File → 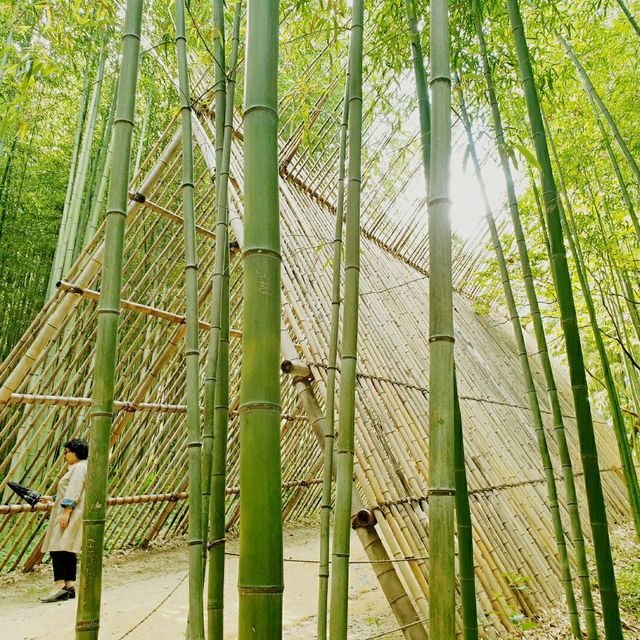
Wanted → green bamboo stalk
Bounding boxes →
[453,372,478,640]
[238,0,282,636]
[507,2,623,637]
[560,190,640,538]
[578,177,640,537]
[133,91,152,179]
[327,1,363,636]
[75,1,144,637]
[317,64,349,640]
[62,44,107,275]
[557,31,640,190]
[404,0,430,182]
[455,73,581,638]
[175,0,205,636]
[47,62,91,297]
[588,97,640,243]
[615,0,640,39]
[83,82,117,246]
[207,4,241,638]
[475,1,598,631]
[427,1,455,638]
[201,0,227,571]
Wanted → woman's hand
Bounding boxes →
[59,510,71,529]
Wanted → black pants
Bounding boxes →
[50,551,77,582]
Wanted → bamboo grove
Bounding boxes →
[0,0,639,638]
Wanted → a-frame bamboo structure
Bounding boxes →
[0,90,631,637]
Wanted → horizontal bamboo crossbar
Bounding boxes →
[373,466,621,511]
[57,280,242,337]
[1,479,323,515]
[1,492,189,515]
[7,394,306,423]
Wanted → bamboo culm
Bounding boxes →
[473,2,599,633]
[328,0,364,636]
[545,123,640,538]
[83,80,117,247]
[557,31,640,190]
[62,45,107,275]
[453,372,478,640]
[47,63,91,297]
[201,0,227,573]
[176,0,205,636]
[427,0,456,638]
[455,72,580,637]
[507,2,623,637]
[317,66,349,640]
[208,4,241,638]
[238,0,283,636]
[75,1,144,637]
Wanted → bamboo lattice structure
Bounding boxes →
[0,69,630,637]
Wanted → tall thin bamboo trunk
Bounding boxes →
[453,373,478,640]
[208,4,242,638]
[473,4,599,634]
[62,45,107,275]
[557,31,640,189]
[133,92,152,179]
[428,1,455,638]
[317,65,349,640]
[47,63,91,297]
[546,122,640,539]
[75,1,144,637]
[588,96,640,242]
[175,0,205,637]
[405,0,430,181]
[615,0,640,38]
[455,74,581,638]
[507,2,623,637]
[202,0,227,570]
[238,0,282,636]
[328,0,363,636]
[84,82,117,247]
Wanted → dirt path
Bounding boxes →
[1,527,403,639]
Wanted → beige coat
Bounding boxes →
[42,460,87,554]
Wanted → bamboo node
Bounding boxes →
[207,537,226,549]
[427,488,456,496]
[428,334,455,343]
[237,585,284,594]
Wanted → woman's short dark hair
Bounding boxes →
[64,438,89,460]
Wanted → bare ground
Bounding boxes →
[0,526,402,640]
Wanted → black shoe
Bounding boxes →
[41,588,70,603]
[65,586,75,599]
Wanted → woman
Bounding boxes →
[40,438,89,603]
